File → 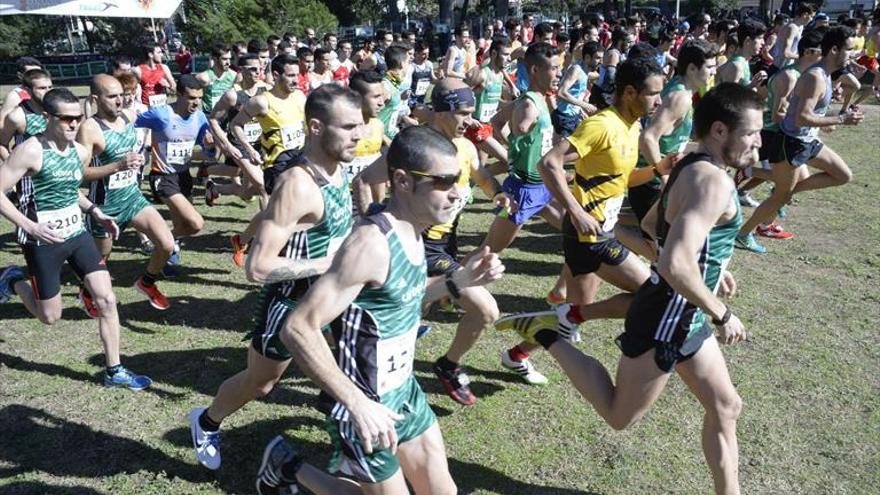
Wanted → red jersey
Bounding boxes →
[138,63,167,106]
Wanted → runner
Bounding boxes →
[188,84,364,470]
[296,47,315,94]
[444,26,471,79]
[377,45,410,142]
[346,70,386,183]
[0,69,52,160]
[589,27,636,110]
[552,40,602,137]
[408,40,435,108]
[227,53,307,260]
[497,83,761,495]
[196,42,240,113]
[464,37,514,165]
[771,4,816,69]
[736,26,863,254]
[77,74,175,312]
[137,74,212,272]
[253,125,504,494]
[0,87,152,390]
[133,43,176,108]
[0,56,44,125]
[716,19,768,89]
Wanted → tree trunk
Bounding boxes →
[495,0,508,20]
[439,0,454,26]
[388,0,401,23]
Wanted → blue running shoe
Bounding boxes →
[168,240,181,266]
[777,207,787,218]
[104,367,152,391]
[735,233,767,254]
[189,407,221,470]
[0,265,25,304]
[416,324,432,339]
[256,435,301,495]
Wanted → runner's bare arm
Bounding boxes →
[0,108,25,159]
[0,139,54,238]
[230,94,268,164]
[207,89,239,155]
[162,64,177,93]
[640,90,688,165]
[352,153,388,214]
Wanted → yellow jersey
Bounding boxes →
[256,90,306,168]
[346,118,384,179]
[567,106,641,243]
[424,137,478,240]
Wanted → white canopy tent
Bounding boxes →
[0,1,181,18]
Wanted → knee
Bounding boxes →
[607,413,642,431]
[38,310,62,325]
[180,216,204,236]
[465,290,500,327]
[835,166,853,185]
[709,392,743,424]
[93,292,118,313]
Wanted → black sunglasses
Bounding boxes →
[51,113,84,124]
[406,169,462,190]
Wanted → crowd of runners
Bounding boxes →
[1,5,878,494]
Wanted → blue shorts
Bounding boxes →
[551,109,582,137]
[498,175,553,225]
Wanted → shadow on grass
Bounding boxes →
[0,481,107,495]
[0,405,208,484]
[116,291,259,334]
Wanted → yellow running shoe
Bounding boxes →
[495,310,559,345]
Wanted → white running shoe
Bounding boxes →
[554,304,582,343]
[500,351,549,385]
[189,407,221,470]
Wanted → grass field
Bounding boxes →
[0,104,878,495]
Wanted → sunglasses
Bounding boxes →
[407,169,461,190]
[51,113,84,124]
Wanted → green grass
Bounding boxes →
[1,105,878,495]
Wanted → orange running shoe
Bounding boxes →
[230,234,248,268]
[135,277,170,310]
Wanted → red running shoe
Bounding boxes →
[230,234,248,268]
[135,277,171,310]
[78,286,100,318]
[757,223,795,239]
[433,361,477,406]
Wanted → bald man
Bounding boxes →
[77,74,175,312]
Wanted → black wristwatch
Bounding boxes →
[445,271,461,300]
[711,306,732,326]
[86,204,98,216]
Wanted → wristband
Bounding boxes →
[445,271,461,300]
[86,204,98,216]
[711,306,731,326]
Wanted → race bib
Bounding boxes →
[414,78,430,96]
[280,123,305,151]
[345,153,380,180]
[108,168,137,190]
[37,204,82,240]
[326,231,348,256]
[166,140,195,166]
[148,93,167,107]
[135,128,148,153]
[388,110,400,131]
[601,195,624,232]
[243,122,262,144]
[541,127,554,155]
[376,328,417,395]
[479,102,499,122]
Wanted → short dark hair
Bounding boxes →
[534,22,554,39]
[23,68,51,89]
[821,25,855,56]
[17,56,42,72]
[795,4,816,17]
[797,28,824,57]
[237,53,260,66]
[454,25,469,37]
[110,55,132,71]
[323,32,337,42]
[142,43,161,58]
[272,53,299,75]
[524,41,557,70]
[313,48,330,60]
[555,32,570,45]
[581,41,602,59]
[296,46,313,60]
[248,38,269,53]
[611,27,629,47]
[736,19,767,47]
[385,45,409,71]
[305,84,362,123]
[693,82,764,139]
[627,42,659,60]
[177,74,204,93]
[349,70,384,96]
[387,126,458,181]
[415,40,430,52]
[211,42,231,59]
[43,87,79,115]
[676,39,718,75]
[489,37,511,53]
[614,56,663,97]
[267,34,281,44]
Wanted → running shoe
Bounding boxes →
[168,240,181,265]
[256,435,302,495]
[188,407,221,470]
[104,367,152,390]
[735,233,768,254]
[78,286,100,318]
[433,360,476,406]
[738,191,760,207]
[777,207,787,218]
[496,309,571,346]
[205,179,219,207]
[135,277,171,310]
[545,290,565,306]
[500,351,549,385]
[416,324,432,339]
[140,238,155,256]
[0,265,25,304]
[756,223,795,240]
[230,234,248,268]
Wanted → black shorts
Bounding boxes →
[424,235,460,277]
[22,232,107,300]
[830,66,852,81]
[263,149,305,194]
[616,322,713,372]
[759,129,786,164]
[782,134,823,167]
[149,169,193,201]
[627,181,662,224]
[562,216,629,276]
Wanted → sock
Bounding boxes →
[141,272,157,286]
[566,305,586,324]
[106,364,123,377]
[534,329,560,350]
[280,455,304,483]
[508,345,529,362]
[436,355,458,371]
[199,409,221,432]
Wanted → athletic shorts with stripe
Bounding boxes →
[250,284,332,361]
[22,231,107,300]
[325,377,436,483]
[619,269,714,372]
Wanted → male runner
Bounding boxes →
[736,26,863,253]
[771,4,816,69]
[196,42,240,113]
[377,45,411,142]
[346,71,386,182]
[0,56,43,125]
[253,125,504,494]
[77,75,175,312]
[227,54,307,260]
[355,79,518,401]
[553,40,602,137]
[188,85,364,470]
[137,75,211,271]
[498,83,761,495]
[717,19,768,89]
[464,37,514,165]
[444,26,471,79]
[0,88,151,390]
[133,43,176,108]
[0,69,52,160]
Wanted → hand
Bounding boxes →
[581,103,598,116]
[849,62,867,78]
[456,246,505,288]
[718,270,737,298]
[821,125,836,133]
[715,313,747,345]
[750,70,768,87]
[655,152,681,175]
[28,222,64,244]
[841,110,864,126]
[225,144,244,163]
[247,146,263,166]
[121,152,144,170]
[492,191,518,214]
[349,397,404,455]
[569,208,601,237]
[91,208,120,240]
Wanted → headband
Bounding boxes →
[432,87,476,112]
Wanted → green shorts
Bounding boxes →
[250,289,297,361]
[89,194,151,239]
[325,378,436,483]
